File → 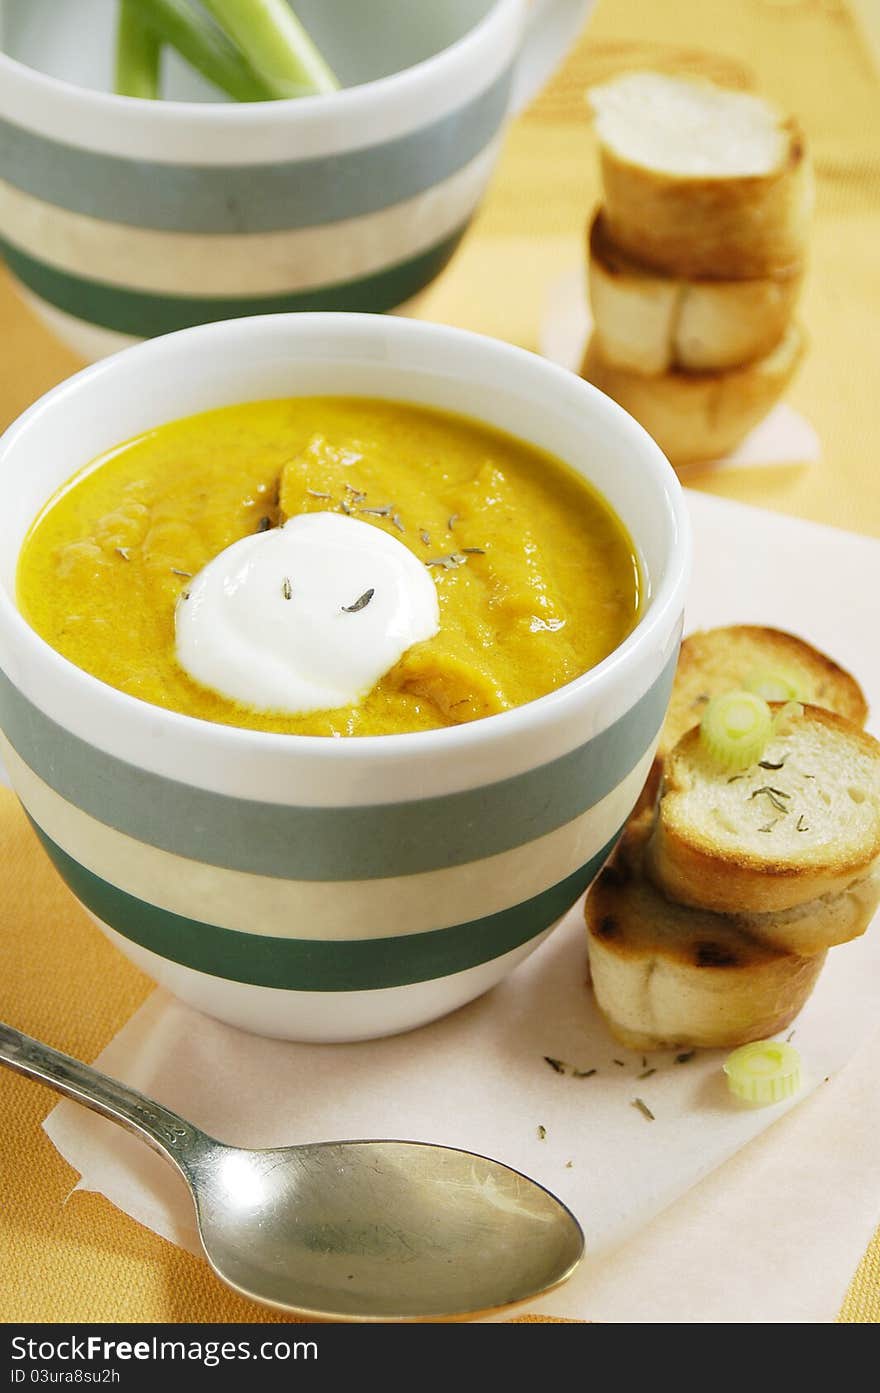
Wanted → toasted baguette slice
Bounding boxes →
[659,626,868,763]
[647,705,880,914]
[580,323,805,466]
[588,73,813,279]
[585,819,825,1050]
[588,211,803,375]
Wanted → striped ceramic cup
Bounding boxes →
[0,0,592,360]
[0,313,690,1041]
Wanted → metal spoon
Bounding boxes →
[0,1022,584,1320]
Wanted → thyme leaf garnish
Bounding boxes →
[759,819,781,833]
[306,489,332,500]
[675,1051,695,1064]
[359,505,393,518]
[638,1068,656,1080]
[544,1056,566,1074]
[612,1059,625,1067]
[758,758,786,770]
[257,516,272,532]
[391,511,405,533]
[339,499,352,515]
[419,529,431,546]
[461,547,486,555]
[796,815,810,832]
[537,1124,547,1141]
[116,546,131,561]
[447,512,459,531]
[633,1098,655,1121]
[282,577,292,601]
[750,786,791,813]
[171,568,192,578]
[426,552,468,570]
[573,1068,597,1078]
[344,484,366,502]
[342,588,375,614]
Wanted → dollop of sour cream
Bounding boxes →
[175,512,440,714]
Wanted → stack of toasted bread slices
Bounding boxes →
[580,73,812,465]
[585,628,880,1050]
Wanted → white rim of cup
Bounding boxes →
[0,0,522,128]
[0,312,691,765]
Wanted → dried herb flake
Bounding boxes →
[633,1098,655,1121]
[544,1056,567,1074]
[341,588,375,614]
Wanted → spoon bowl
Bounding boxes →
[0,1022,584,1320]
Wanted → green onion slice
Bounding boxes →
[744,667,805,703]
[723,1040,802,1106]
[699,690,773,770]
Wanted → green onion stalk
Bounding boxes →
[121,0,276,102]
[115,0,162,99]
[201,0,340,97]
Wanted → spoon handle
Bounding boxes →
[0,1020,206,1173]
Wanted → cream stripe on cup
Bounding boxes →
[0,141,500,297]
[4,735,653,940]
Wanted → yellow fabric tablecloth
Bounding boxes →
[1,0,879,1322]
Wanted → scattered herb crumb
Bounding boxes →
[638,1068,656,1080]
[391,511,405,533]
[171,568,192,578]
[675,1051,695,1064]
[727,774,745,784]
[420,529,431,546]
[116,546,131,561]
[257,516,271,532]
[759,819,780,833]
[461,547,485,555]
[612,1059,625,1067]
[786,1029,796,1043]
[359,504,393,518]
[306,489,332,500]
[448,513,459,531]
[633,1098,655,1121]
[537,1124,547,1141]
[573,1068,597,1079]
[565,1160,573,1169]
[758,758,786,770]
[641,1056,647,1068]
[281,576,292,601]
[796,815,810,832]
[544,1056,566,1074]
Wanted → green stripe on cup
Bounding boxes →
[30,817,621,991]
[0,69,511,234]
[0,226,467,337]
[0,650,676,881]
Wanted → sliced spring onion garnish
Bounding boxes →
[699,690,773,770]
[744,667,805,703]
[723,1040,802,1106]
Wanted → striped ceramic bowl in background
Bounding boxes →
[0,0,592,361]
[0,313,690,1041]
